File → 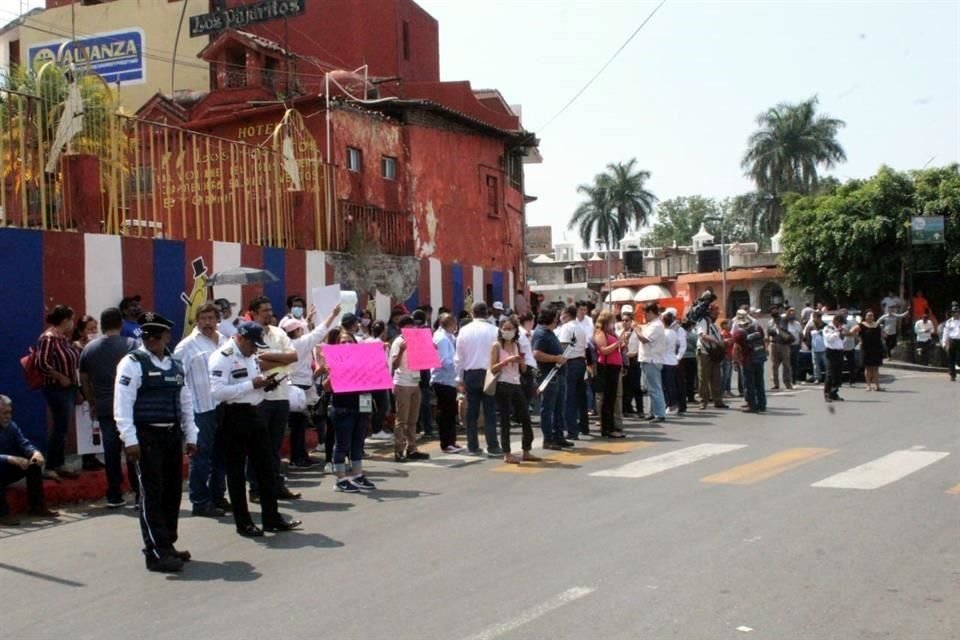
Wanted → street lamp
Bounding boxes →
[704,214,727,316]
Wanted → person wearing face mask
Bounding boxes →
[358,311,373,338]
[432,313,465,453]
[285,294,309,328]
[593,311,626,438]
[490,318,540,463]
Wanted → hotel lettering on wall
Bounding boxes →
[189,0,307,37]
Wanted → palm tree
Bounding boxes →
[568,159,656,248]
[601,158,657,232]
[741,97,846,231]
[568,180,621,249]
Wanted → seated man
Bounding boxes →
[1,394,59,526]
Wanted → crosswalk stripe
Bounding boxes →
[404,455,486,469]
[702,448,838,485]
[589,443,747,479]
[494,441,653,474]
[811,450,950,490]
[945,482,960,495]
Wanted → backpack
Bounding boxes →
[744,325,767,362]
[20,347,44,390]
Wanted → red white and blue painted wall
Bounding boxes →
[0,227,515,449]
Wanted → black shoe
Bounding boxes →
[407,451,430,460]
[542,441,563,451]
[608,430,628,437]
[264,518,302,533]
[82,457,106,471]
[146,555,184,573]
[237,523,264,538]
[653,417,666,424]
[485,448,504,457]
[288,459,316,471]
[170,547,192,562]
[277,487,302,500]
[248,491,260,504]
[214,497,233,512]
[556,439,575,448]
[394,452,407,463]
[192,503,225,518]
[0,514,21,526]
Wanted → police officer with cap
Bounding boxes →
[114,312,198,573]
[209,321,302,537]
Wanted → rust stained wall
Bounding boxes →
[404,123,524,276]
[331,108,406,211]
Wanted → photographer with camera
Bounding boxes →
[695,302,729,410]
[765,306,796,390]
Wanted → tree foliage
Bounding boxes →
[741,97,846,235]
[643,194,767,248]
[779,165,960,304]
[568,159,656,247]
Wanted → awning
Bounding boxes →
[610,287,635,302]
[634,284,672,302]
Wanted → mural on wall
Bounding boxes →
[180,257,210,338]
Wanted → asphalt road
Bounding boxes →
[2,370,958,640]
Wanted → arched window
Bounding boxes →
[728,287,750,317]
[759,282,785,312]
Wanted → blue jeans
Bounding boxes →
[419,380,434,436]
[743,359,767,411]
[812,351,826,383]
[332,407,369,474]
[464,369,499,452]
[539,368,567,443]
[564,358,588,438]
[721,360,732,394]
[41,385,77,469]
[642,362,665,418]
[99,414,138,502]
[189,410,226,507]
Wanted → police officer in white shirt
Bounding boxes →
[941,304,960,381]
[822,314,847,402]
[914,312,936,366]
[114,312,198,573]
[209,321,302,538]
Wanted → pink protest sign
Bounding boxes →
[323,342,394,393]
[401,327,441,370]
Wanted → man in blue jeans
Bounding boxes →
[79,307,140,508]
[533,308,572,449]
[558,305,589,440]
[454,302,501,456]
[637,302,667,423]
[174,303,229,517]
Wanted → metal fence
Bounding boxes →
[334,200,415,256]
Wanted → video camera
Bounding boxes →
[685,289,717,324]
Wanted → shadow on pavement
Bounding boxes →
[0,561,86,587]
[285,500,353,514]
[264,532,345,550]
[360,488,442,503]
[165,560,262,582]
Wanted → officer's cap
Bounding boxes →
[138,312,173,337]
[236,321,269,348]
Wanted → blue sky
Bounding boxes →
[419,0,960,248]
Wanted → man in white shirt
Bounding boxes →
[784,307,803,385]
[941,304,960,381]
[174,302,228,518]
[620,305,643,417]
[390,316,431,463]
[246,296,299,502]
[822,314,847,402]
[558,304,589,439]
[491,301,506,326]
[215,298,238,338]
[914,312,936,366]
[881,290,903,315]
[637,303,667,422]
[454,302,501,455]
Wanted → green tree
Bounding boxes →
[569,159,656,247]
[742,97,846,234]
[779,165,960,304]
[643,195,765,248]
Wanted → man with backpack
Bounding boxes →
[733,308,767,413]
[766,306,795,390]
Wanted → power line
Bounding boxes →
[536,0,668,132]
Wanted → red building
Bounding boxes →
[135,0,540,313]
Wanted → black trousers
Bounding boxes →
[622,359,643,415]
[496,381,534,453]
[681,357,698,401]
[843,349,857,384]
[598,363,621,435]
[949,340,960,380]
[223,404,281,529]
[433,383,458,449]
[248,399,289,493]
[825,349,844,399]
[0,463,45,514]
[134,424,184,560]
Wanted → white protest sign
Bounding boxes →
[311,284,340,325]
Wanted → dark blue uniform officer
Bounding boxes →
[114,313,198,573]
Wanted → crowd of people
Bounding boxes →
[2,289,959,573]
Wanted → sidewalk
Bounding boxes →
[883,360,950,373]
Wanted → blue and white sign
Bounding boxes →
[28,28,146,85]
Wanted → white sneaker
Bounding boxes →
[369,432,394,441]
[666,407,679,416]
[444,444,466,454]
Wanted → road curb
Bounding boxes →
[883,361,949,373]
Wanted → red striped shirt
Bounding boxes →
[36,329,80,386]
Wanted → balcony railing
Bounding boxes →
[333,201,414,256]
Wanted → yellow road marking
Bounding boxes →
[701,448,837,485]
[947,483,960,495]
[493,441,653,474]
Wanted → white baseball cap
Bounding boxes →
[493,301,505,311]
[621,304,634,314]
